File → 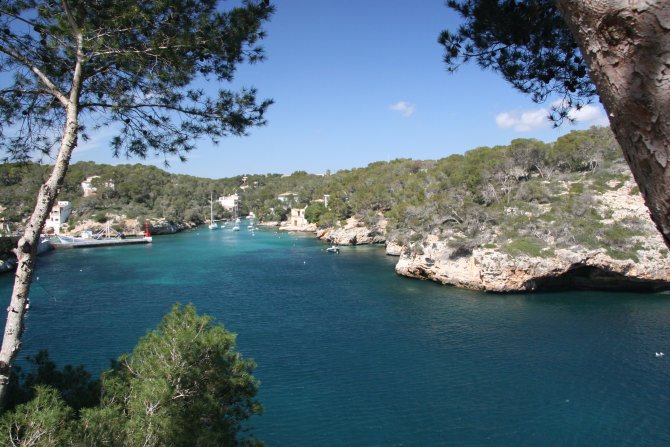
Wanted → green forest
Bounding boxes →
[1,304,263,446]
[0,126,656,261]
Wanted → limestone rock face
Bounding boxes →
[317,218,385,246]
[395,242,670,292]
[395,178,670,292]
[149,220,195,235]
[279,222,317,232]
[258,221,280,227]
[385,240,404,256]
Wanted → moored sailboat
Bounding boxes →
[232,201,240,231]
[208,192,218,230]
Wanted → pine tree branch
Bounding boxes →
[0,40,68,106]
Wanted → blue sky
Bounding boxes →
[72,0,609,179]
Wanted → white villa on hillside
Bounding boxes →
[278,192,298,203]
[217,193,239,211]
[81,176,115,197]
[311,194,330,209]
[45,201,72,235]
[81,176,99,197]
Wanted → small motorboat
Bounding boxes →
[326,246,340,254]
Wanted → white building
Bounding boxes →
[278,192,298,203]
[218,193,239,211]
[290,208,308,227]
[81,176,115,197]
[45,201,72,235]
[81,176,99,197]
[311,195,330,209]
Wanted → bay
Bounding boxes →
[1,227,669,446]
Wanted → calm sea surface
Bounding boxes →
[1,227,669,446]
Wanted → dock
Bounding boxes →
[51,237,152,250]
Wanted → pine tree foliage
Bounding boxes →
[0,304,263,447]
[0,0,274,163]
[439,0,596,123]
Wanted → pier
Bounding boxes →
[51,236,152,249]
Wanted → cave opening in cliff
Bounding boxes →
[524,265,670,293]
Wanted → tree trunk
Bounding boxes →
[0,26,84,404]
[0,107,80,405]
[555,0,670,248]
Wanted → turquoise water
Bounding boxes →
[1,227,670,446]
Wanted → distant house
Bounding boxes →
[311,194,330,208]
[278,192,298,203]
[81,176,115,197]
[81,176,99,197]
[45,201,72,235]
[218,193,239,211]
[290,208,308,227]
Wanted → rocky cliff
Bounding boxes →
[303,177,670,292]
[393,179,670,292]
[395,237,670,292]
[316,217,386,245]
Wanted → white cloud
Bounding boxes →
[566,104,610,126]
[389,101,416,117]
[496,102,610,132]
[495,108,550,132]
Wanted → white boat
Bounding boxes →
[208,192,218,230]
[326,246,340,254]
[231,201,241,231]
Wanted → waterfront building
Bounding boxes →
[290,208,308,227]
[45,201,72,235]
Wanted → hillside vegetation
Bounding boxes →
[1,127,658,261]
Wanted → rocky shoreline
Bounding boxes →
[389,178,670,292]
[0,238,54,274]
[310,223,670,292]
[394,238,670,292]
[64,217,198,237]
[275,198,670,292]
[315,217,386,246]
